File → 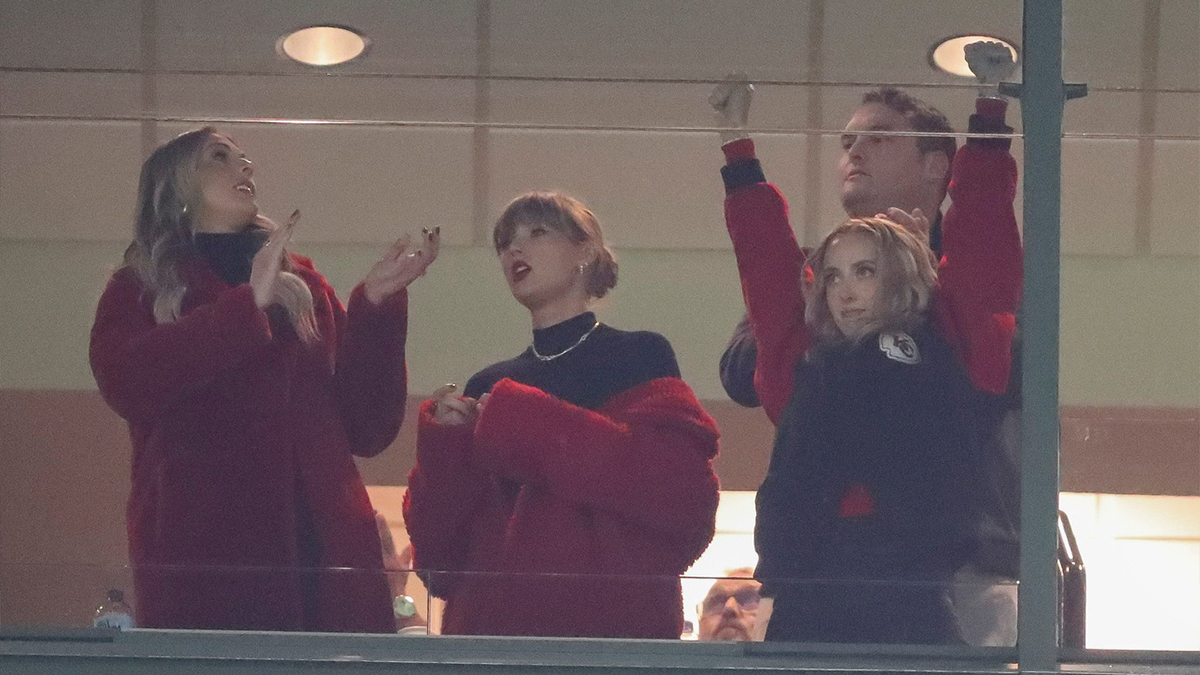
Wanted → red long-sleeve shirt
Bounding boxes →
[723,99,1022,424]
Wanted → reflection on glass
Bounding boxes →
[1061,0,1199,652]
[7,0,1193,666]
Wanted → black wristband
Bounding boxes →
[721,159,767,194]
[967,114,1014,150]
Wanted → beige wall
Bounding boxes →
[1,239,1196,406]
[1,0,1197,645]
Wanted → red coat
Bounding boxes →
[722,114,1021,424]
[403,377,720,638]
[89,254,403,632]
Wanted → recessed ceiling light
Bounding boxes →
[929,34,1019,78]
[278,25,369,67]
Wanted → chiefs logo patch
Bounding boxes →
[879,332,920,364]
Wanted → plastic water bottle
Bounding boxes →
[93,589,134,630]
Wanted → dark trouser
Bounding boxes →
[765,578,964,645]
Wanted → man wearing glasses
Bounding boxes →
[696,569,762,641]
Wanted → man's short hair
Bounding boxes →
[861,87,957,164]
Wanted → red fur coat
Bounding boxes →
[90,254,403,632]
[404,377,720,638]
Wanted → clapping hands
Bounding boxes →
[250,209,302,310]
[363,227,442,306]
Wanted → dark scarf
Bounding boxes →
[194,227,269,285]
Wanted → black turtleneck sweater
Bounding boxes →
[463,311,681,411]
[194,227,269,285]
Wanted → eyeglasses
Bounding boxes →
[699,586,760,616]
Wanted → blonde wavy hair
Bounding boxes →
[123,127,317,343]
[803,217,938,344]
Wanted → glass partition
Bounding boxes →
[3,0,1191,670]
[0,562,433,635]
[1058,0,1200,655]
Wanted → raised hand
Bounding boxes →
[362,227,442,305]
[878,207,931,244]
[965,40,1017,96]
[250,209,300,309]
[708,73,755,144]
[430,383,479,427]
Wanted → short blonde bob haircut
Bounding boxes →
[803,217,938,344]
[493,192,618,299]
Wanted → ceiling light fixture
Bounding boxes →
[278,25,369,67]
[928,34,1019,78]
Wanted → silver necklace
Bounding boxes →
[531,320,601,362]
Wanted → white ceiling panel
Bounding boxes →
[157,122,475,246]
[1063,0,1147,90]
[0,120,143,241]
[0,0,1193,262]
[1156,93,1200,139]
[1065,91,1145,137]
[1150,140,1200,257]
[820,0,1022,88]
[0,73,142,118]
[1158,0,1200,93]
[0,0,141,69]
[1062,138,1139,256]
[154,0,477,75]
[488,79,813,136]
[489,129,804,250]
[490,81,721,129]
[154,74,475,123]
[490,0,814,80]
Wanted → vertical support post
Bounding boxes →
[471,0,493,246]
[1018,0,1065,670]
[139,0,158,157]
[799,0,825,250]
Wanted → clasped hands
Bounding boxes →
[430,383,491,427]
